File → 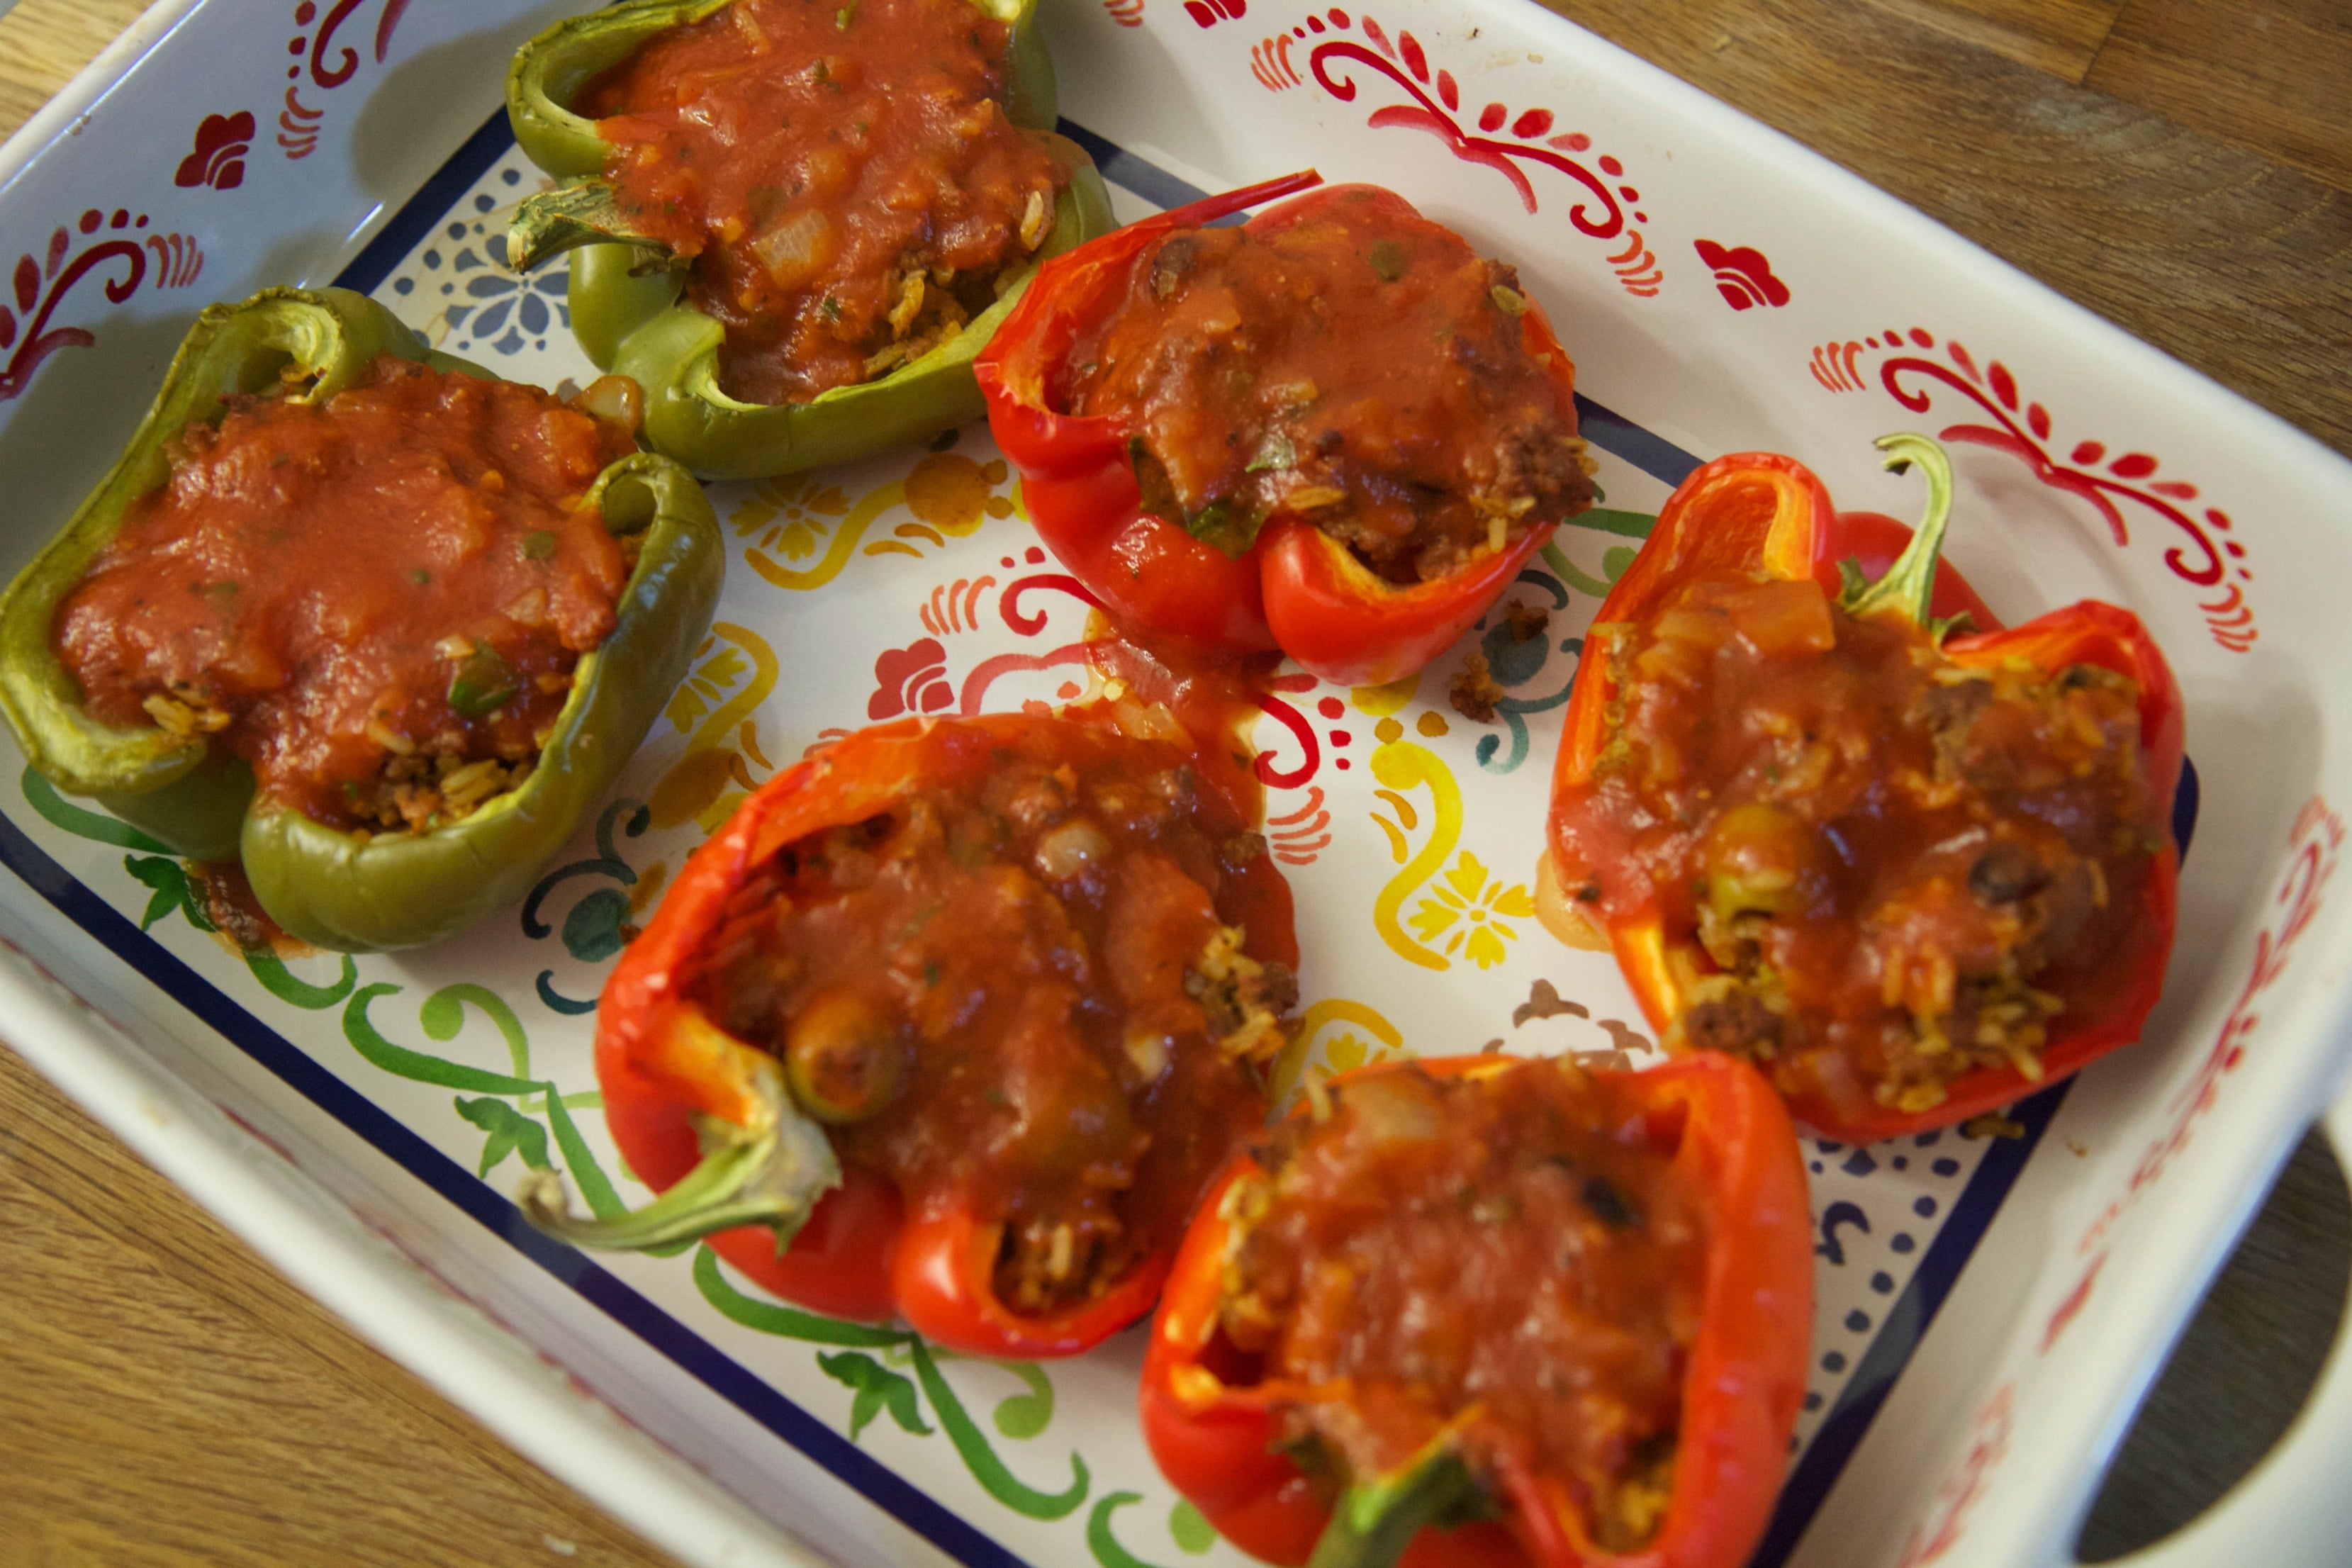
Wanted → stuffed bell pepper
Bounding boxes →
[522,709,1301,1357]
[0,286,720,952]
[1142,1051,1811,1568]
[1548,434,2183,1142]
[503,0,1114,478]
[975,176,1598,685]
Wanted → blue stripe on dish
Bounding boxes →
[0,107,2026,1568]
[1751,1081,2069,1568]
[335,111,520,298]
[0,803,1031,1568]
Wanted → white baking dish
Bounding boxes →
[1,2,2348,1565]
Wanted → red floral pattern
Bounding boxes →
[1812,327,2256,651]
[1695,239,1788,310]
[174,112,257,191]
[0,212,205,403]
[1242,9,1659,296]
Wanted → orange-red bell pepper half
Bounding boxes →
[975,174,1584,685]
[1547,439,2183,1143]
[1140,1051,1813,1568]
[531,711,1296,1357]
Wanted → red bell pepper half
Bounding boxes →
[1141,1051,1813,1568]
[520,710,1297,1357]
[974,174,1587,686]
[1547,436,2184,1143]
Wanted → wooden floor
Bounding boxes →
[0,1,2346,1565]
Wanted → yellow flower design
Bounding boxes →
[1406,852,1537,969]
[730,474,851,560]
[663,637,751,733]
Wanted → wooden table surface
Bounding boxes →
[1,1,2346,1564]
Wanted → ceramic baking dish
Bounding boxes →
[1,1,2348,1564]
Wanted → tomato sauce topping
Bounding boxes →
[1554,569,2161,1116]
[1056,186,1594,582]
[584,0,1070,406]
[1221,1058,1699,1551]
[55,357,639,833]
[688,716,1297,1313]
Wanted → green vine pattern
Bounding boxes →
[20,766,361,1011]
[1467,507,1655,776]
[12,766,1220,1563]
[693,1244,1126,1530]
[519,796,651,1016]
[16,766,1220,1559]
[342,981,621,1220]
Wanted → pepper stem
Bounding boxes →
[507,179,677,274]
[1837,432,1956,631]
[519,1057,841,1255]
[1306,1433,1489,1568]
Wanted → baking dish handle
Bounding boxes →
[2091,1085,2352,1568]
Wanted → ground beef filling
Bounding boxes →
[1555,568,2161,1116]
[688,722,1297,1313]
[54,356,639,834]
[1221,1058,1698,1552]
[583,0,1070,405]
[1056,186,1594,583]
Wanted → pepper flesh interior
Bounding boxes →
[52,357,641,834]
[1559,566,2159,1117]
[1221,1057,1696,1553]
[691,718,1297,1312]
[1056,187,1594,578]
[581,0,1070,406]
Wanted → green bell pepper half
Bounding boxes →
[0,286,725,953]
[501,0,1115,480]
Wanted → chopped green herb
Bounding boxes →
[1489,284,1528,316]
[408,567,431,586]
[1835,556,1871,600]
[924,962,942,987]
[521,530,557,561]
[447,645,519,718]
[835,1,856,25]
[203,580,240,600]
[1180,500,1267,559]
[821,294,843,323]
[1244,432,1297,474]
[1368,240,1408,281]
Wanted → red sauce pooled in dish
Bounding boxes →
[689,716,1297,1314]
[1056,186,1594,582]
[55,356,638,832]
[583,0,1069,405]
[1551,567,2159,1118]
[1221,1057,1698,1550]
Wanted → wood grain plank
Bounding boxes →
[0,1044,681,1568]
[1542,0,2352,457]
[2090,0,2352,196]
[0,0,142,149]
[1859,0,2128,84]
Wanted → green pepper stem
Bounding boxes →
[508,179,676,274]
[519,1059,841,1254]
[1837,432,1955,630]
[1306,1438,1488,1568]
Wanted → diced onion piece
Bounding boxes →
[750,210,836,291]
[576,374,643,437]
[1725,577,1835,659]
[1033,817,1112,882]
[1338,1073,1442,1145]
